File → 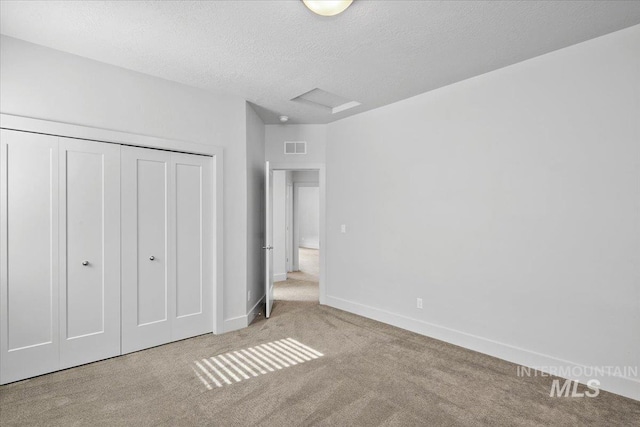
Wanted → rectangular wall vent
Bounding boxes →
[284,141,306,155]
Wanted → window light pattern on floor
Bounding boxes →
[193,338,324,389]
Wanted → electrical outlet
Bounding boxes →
[416,298,423,309]
[248,290,251,302]
[341,224,347,233]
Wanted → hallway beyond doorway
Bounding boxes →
[274,248,318,302]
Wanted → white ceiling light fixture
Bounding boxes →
[279,115,289,123]
[302,0,353,17]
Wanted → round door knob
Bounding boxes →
[149,256,155,261]
[82,261,89,266]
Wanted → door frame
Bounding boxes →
[0,114,225,334]
[268,162,326,305]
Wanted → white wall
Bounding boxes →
[297,186,320,249]
[245,103,265,320]
[272,171,287,282]
[265,124,326,164]
[0,36,250,328]
[325,25,640,400]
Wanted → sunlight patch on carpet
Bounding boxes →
[193,338,324,389]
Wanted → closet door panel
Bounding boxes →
[122,146,172,354]
[137,159,169,325]
[0,129,59,384]
[171,153,213,340]
[59,138,120,369]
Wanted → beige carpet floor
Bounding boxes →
[274,247,319,302]
[1,248,638,426]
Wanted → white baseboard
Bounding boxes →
[325,295,639,402]
[247,296,265,326]
[222,315,247,333]
[223,296,265,333]
[274,273,287,282]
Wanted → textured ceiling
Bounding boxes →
[1,1,640,124]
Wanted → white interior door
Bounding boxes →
[170,152,213,340]
[265,161,274,318]
[121,146,172,353]
[59,138,121,368]
[0,130,60,384]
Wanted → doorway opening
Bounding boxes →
[273,170,320,303]
[264,163,325,318]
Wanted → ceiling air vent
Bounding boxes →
[291,88,360,114]
[284,141,306,155]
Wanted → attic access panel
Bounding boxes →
[291,88,360,114]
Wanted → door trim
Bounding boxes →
[1,114,216,156]
[0,114,224,334]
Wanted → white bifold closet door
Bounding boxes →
[121,146,212,354]
[1,130,60,383]
[171,152,213,341]
[58,137,121,369]
[0,130,120,384]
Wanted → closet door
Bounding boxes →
[121,146,173,353]
[171,153,213,340]
[59,138,121,368]
[0,130,60,384]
